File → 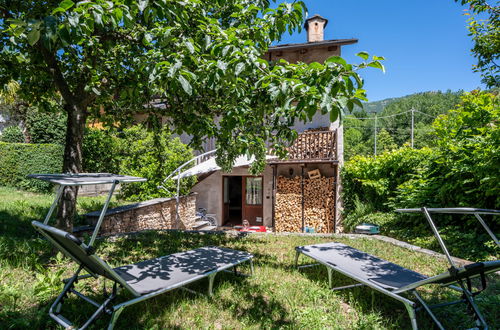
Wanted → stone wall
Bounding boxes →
[85,193,197,236]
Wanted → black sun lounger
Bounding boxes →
[32,221,254,329]
[295,207,500,330]
[28,173,254,329]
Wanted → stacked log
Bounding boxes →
[275,176,302,232]
[287,130,336,160]
[275,175,335,233]
[304,177,335,233]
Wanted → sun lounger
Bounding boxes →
[28,173,254,329]
[32,221,254,329]
[295,207,499,329]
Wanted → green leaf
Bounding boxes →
[91,87,101,96]
[368,61,385,73]
[185,40,195,54]
[27,29,40,46]
[329,109,339,122]
[356,52,369,60]
[178,75,192,95]
[235,62,245,76]
[7,19,26,27]
[59,0,74,10]
[138,0,149,12]
[325,56,347,67]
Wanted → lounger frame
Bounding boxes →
[33,220,254,329]
[295,207,499,330]
[29,174,254,329]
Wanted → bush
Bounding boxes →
[341,91,499,261]
[0,142,63,192]
[117,126,196,201]
[0,126,24,143]
[26,110,66,145]
[82,128,121,173]
[342,147,434,213]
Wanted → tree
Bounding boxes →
[0,1,382,230]
[432,90,500,207]
[456,0,499,87]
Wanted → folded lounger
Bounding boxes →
[27,173,254,329]
[295,207,500,330]
[32,221,254,329]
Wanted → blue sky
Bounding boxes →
[276,1,484,101]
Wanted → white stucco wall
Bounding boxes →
[191,166,274,227]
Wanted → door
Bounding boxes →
[242,176,263,225]
[222,176,243,226]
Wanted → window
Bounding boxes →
[245,177,262,205]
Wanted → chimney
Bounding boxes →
[304,14,328,42]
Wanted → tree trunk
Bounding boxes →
[56,104,87,232]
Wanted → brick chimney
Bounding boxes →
[304,14,328,42]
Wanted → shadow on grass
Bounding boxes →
[296,263,499,329]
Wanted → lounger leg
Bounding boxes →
[250,259,254,276]
[413,291,444,330]
[208,273,216,297]
[458,282,488,328]
[108,306,125,330]
[294,250,300,269]
[327,267,333,289]
[403,301,418,330]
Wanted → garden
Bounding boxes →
[0,0,499,329]
[1,187,498,329]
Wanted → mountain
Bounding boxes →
[352,90,466,115]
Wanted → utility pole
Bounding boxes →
[410,108,415,148]
[373,112,377,157]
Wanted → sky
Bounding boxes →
[276,1,484,101]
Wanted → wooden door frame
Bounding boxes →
[242,175,264,225]
[221,174,264,226]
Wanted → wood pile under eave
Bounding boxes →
[275,175,335,233]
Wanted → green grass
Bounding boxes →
[0,187,498,329]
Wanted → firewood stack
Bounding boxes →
[275,176,302,232]
[287,130,336,160]
[304,177,335,233]
[275,175,335,233]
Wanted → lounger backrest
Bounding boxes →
[395,259,500,293]
[32,221,136,294]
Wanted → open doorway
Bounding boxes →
[223,176,242,226]
[223,175,263,226]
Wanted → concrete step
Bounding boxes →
[198,225,217,231]
[193,220,210,230]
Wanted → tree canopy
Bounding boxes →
[455,0,499,87]
[0,0,382,229]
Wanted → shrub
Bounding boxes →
[0,126,24,143]
[117,126,196,201]
[26,110,66,145]
[341,91,499,261]
[342,147,434,213]
[0,142,63,192]
[82,128,121,173]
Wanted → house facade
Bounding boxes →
[179,15,358,233]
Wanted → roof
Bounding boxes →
[267,38,358,53]
[172,155,277,180]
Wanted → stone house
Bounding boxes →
[173,15,358,233]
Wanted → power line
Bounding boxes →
[345,110,413,120]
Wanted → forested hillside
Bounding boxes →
[344,90,464,160]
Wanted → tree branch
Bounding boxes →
[39,44,76,107]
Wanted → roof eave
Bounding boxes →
[267,39,358,53]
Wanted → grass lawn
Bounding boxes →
[0,187,498,329]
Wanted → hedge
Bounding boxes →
[0,142,63,192]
